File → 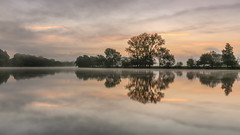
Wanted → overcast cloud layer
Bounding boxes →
[0,0,240,62]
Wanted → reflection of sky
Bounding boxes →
[0,69,240,135]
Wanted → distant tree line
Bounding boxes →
[76,33,176,68]
[1,33,239,69]
[75,48,121,68]
[0,50,74,67]
[76,33,240,69]
[186,43,239,68]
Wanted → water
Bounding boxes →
[0,68,240,135]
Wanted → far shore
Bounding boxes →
[1,66,240,70]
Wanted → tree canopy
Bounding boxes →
[104,48,121,67]
[222,43,238,67]
[126,33,165,67]
[156,47,175,67]
[10,53,73,67]
[186,58,196,68]
[0,49,10,67]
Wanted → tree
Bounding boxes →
[0,49,10,67]
[210,51,222,67]
[199,53,213,67]
[121,57,131,68]
[126,33,165,67]
[199,51,222,68]
[96,55,106,67]
[156,48,175,67]
[222,43,238,67]
[104,48,121,67]
[176,62,183,68]
[186,58,196,68]
[10,53,70,67]
[75,55,91,67]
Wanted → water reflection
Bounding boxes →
[186,71,239,96]
[0,69,239,101]
[0,68,73,84]
[0,71,10,84]
[126,71,175,104]
[75,70,121,88]
[75,70,175,104]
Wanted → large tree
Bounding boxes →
[126,33,165,67]
[222,43,238,67]
[104,48,121,67]
[0,49,10,67]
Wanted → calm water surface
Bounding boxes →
[0,68,240,135]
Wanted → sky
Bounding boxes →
[0,0,240,62]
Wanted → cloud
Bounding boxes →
[0,0,240,61]
[0,21,37,41]
[25,26,69,30]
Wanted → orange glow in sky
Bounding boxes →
[25,26,66,30]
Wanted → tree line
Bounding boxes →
[76,33,176,68]
[0,50,74,67]
[186,43,238,68]
[76,33,239,69]
[1,33,239,68]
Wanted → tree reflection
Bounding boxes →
[175,71,183,77]
[221,73,238,96]
[105,74,121,88]
[0,69,64,85]
[126,71,175,104]
[0,71,10,85]
[75,70,121,88]
[186,71,238,96]
[11,70,59,80]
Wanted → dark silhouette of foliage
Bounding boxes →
[176,62,183,68]
[0,69,70,85]
[75,70,121,88]
[75,55,106,68]
[0,49,10,67]
[199,53,213,67]
[175,71,183,77]
[75,55,91,67]
[221,73,238,96]
[126,33,165,67]
[210,51,222,67]
[0,71,10,84]
[96,55,106,67]
[121,57,132,68]
[10,53,73,67]
[126,71,175,104]
[185,71,238,96]
[222,43,238,67]
[156,47,175,67]
[105,74,121,88]
[104,48,121,67]
[199,51,222,68]
[186,58,196,68]
[186,72,196,80]
[11,69,60,80]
